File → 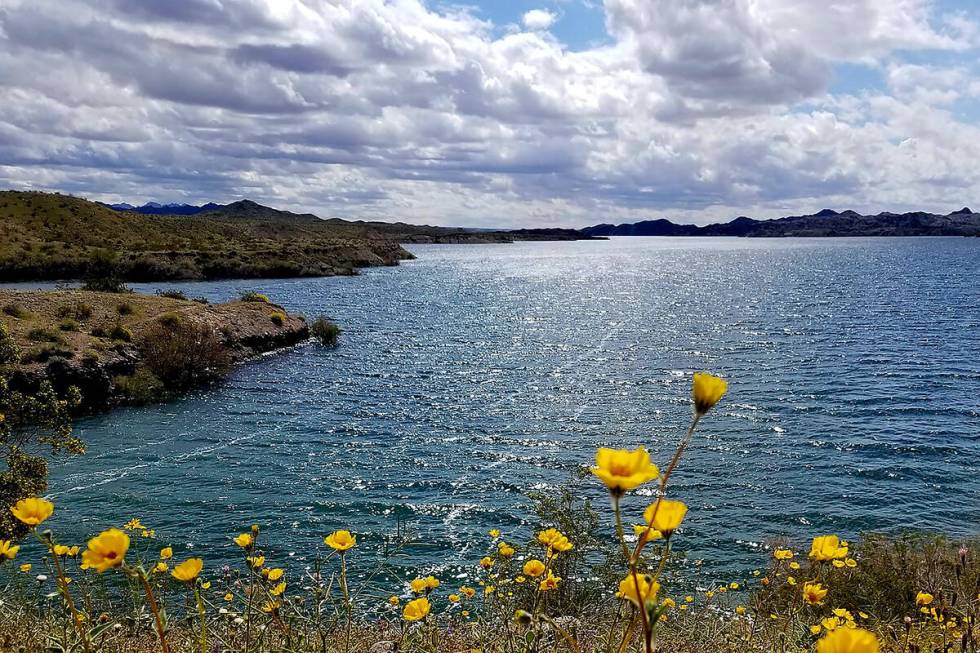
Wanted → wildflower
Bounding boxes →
[916,592,934,607]
[267,568,284,581]
[729,582,739,590]
[592,447,660,496]
[234,533,252,548]
[523,559,546,577]
[706,591,715,598]
[403,597,431,621]
[787,576,797,585]
[10,497,54,527]
[810,624,822,635]
[424,576,440,590]
[692,372,728,414]
[141,530,155,538]
[0,540,20,560]
[816,627,879,653]
[736,606,747,615]
[684,595,694,603]
[773,549,794,560]
[20,563,32,573]
[643,499,687,536]
[246,556,265,569]
[224,593,234,602]
[410,577,427,594]
[54,544,71,556]
[81,528,130,573]
[539,571,561,591]
[515,575,526,583]
[832,559,845,568]
[833,608,854,622]
[448,594,460,602]
[153,562,168,573]
[485,585,495,594]
[633,524,663,544]
[261,600,280,613]
[498,543,515,557]
[845,558,857,568]
[790,561,801,570]
[324,530,356,552]
[761,577,770,586]
[160,547,173,560]
[803,582,828,605]
[537,528,573,553]
[810,535,848,561]
[172,558,203,582]
[123,518,144,531]
[662,597,676,608]
[460,586,476,598]
[488,529,500,538]
[616,574,660,607]
[388,595,400,605]
[270,582,286,596]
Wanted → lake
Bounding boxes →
[41,237,980,585]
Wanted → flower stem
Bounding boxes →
[135,567,171,653]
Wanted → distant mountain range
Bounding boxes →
[583,208,980,237]
[102,201,224,215]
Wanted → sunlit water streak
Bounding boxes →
[29,237,980,585]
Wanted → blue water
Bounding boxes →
[38,237,980,583]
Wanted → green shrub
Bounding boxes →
[0,323,18,364]
[56,301,93,320]
[20,344,74,363]
[57,318,80,332]
[156,289,187,300]
[114,366,166,404]
[115,302,135,316]
[107,324,133,342]
[311,316,341,346]
[82,276,129,293]
[157,312,183,328]
[26,327,64,344]
[80,349,100,365]
[1,303,29,319]
[139,319,232,390]
[239,290,270,303]
[269,311,286,326]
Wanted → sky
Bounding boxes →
[1,0,979,228]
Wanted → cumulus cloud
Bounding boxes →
[0,0,977,227]
[522,9,558,31]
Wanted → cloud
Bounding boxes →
[0,0,977,227]
[522,9,558,31]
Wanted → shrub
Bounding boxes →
[57,318,80,332]
[81,276,129,293]
[115,301,135,316]
[0,323,18,364]
[139,319,232,391]
[56,301,93,320]
[157,311,183,328]
[20,344,74,363]
[311,316,341,346]
[107,323,133,342]
[26,327,64,344]
[191,296,209,304]
[239,290,270,303]
[156,289,187,300]
[269,311,286,326]
[1,303,29,319]
[114,366,166,404]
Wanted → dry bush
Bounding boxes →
[138,319,232,391]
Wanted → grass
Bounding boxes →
[311,316,341,346]
[0,374,962,653]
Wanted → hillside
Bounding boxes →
[0,191,414,282]
[583,207,980,237]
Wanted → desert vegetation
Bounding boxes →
[0,373,965,653]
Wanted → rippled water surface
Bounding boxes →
[44,237,980,581]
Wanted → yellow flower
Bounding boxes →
[684,595,694,603]
[523,559,546,577]
[403,597,431,621]
[809,535,848,561]
[160,547,173,560]
[833,608,853,622]
[247,556,265,569]
[643,499,688,536]
[662,597,676,608]
[787,576,797,585]
[53,544,70,556]
[201,582,211,589]
[141,530,155,538]
[692,372,728,414]
[810,624,823,635]
[424,576,440,590]
[123,518,144,531]
[816,627,879,653]
[845,558,857,568]
[81,528,129,573]
[488,529,500,538]
[270,581,286,596]
[234,533,253,548]
[261,600,280,613]
[916,592,934,607]
[735,606,747,615]
[448,594,460,602]
[479,556,494,569]
[498,543,515,557]
[591,447,660,495]
[633,524,663,544]
[410,577,428,594]
[20,562,32,572]
[0,540,21,560]
[773,548,794,560]
[224,593,233,602]
[267,568,284,581]
[153,562,168,573]
[10,497,54,527]
[388,595,400,605]
[324,530,356,552]
[537,528,573,553]
[802,582,828,605]
[538,571,561,591]
[68,546,80,556]
[729,582,739,590]
[617,574,660,607]
[460,586,476,598]
[790,561,801,570]
[171,558,203,583]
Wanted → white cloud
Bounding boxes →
[522,9,558,31]
[0,0,977,227]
